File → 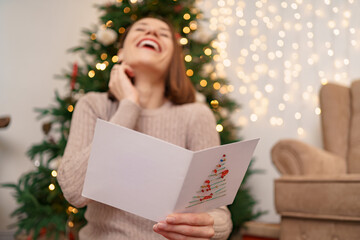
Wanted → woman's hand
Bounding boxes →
[108,62,139,104]
[153,212,215,240]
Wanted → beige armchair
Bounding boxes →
[271,80,360,240]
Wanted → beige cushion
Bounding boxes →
[275,175,360,220]
[320,83,351,160]
[280,217,360,240]
[348,80,360,173]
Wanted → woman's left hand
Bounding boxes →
[153,212,215,240]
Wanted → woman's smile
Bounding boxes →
[137,38,162,52]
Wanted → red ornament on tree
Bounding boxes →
[70,62,78,91]
[175,32,181,40]
[174,4,183,13]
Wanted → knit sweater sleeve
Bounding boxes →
[57,94,140,208]
[186,103,233,240]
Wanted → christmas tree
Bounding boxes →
[186,154,229,208]
[2,0,263,239]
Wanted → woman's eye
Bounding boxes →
[135,28,145,31]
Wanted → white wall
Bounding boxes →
[0,0,107,232]
[1,0,360,233]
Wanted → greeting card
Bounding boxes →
[82,119,259,221]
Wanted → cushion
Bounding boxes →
[280,217,360,240]
[348,80,360,173]
[320,83,351,160]
[275,175,360,220]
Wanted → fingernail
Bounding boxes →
[157,222,166,229]
[153,224,158,231]
[166,216,176,223]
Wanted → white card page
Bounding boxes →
[82,119,259,221]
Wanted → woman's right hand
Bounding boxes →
[109,62,139,105]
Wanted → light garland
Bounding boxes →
[204,0,360,137]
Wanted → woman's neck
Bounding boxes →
[133,70,166,109]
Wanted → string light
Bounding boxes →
[68,221,74,228]
[250,114,258,122]
[96,63,106,71]
[67,105,74,113]
[186,69,194,76]
[67,206,78,214]
[213,82,221,90]
[51,170,57,177]
[216,124,224,132]
[119,27,126,34]
[184,55,192,62]
[183,27,190,34]
[88,70,95,78]
[49,184,55,191]
[204,48,212,55]
[207,0,360,137]
[200,79,207,87]
[123,7,130,13]
[179,38,188,45]
[112,56,119,63]
[297,127,305,136]
[183,13,191,20]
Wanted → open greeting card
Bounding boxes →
[82,119,259,222]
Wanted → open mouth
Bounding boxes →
[137,39,161,52]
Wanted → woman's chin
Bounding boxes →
[127,59,169,73]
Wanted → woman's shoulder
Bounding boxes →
[78,91,109,104]
[75,91,114,116]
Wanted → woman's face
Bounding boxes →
[119,18,174,77]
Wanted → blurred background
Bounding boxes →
[1,0,360,238]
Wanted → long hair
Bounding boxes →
[115,17,196,105]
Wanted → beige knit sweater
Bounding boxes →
[58,92,232,240]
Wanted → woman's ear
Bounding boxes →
[117,49,124,63]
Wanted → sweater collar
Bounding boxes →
[140,100,172,116]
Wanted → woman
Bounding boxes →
[58,17,232,240]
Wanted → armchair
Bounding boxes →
[271,80,360,239]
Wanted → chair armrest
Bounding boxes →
[271,139,346,175]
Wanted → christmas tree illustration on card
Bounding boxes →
[186,154,229,208]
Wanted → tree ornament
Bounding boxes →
[191,25,212,43]
[49,156,62,170]
[96,28,118,46]
[0,116,10,128]
[195,92,206,103]
[174,4,183,13]
[201,63,214,76]
[42,122,52,135]
[70,62,78,91]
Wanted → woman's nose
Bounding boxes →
[145,27,158,37]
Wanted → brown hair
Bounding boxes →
[117,17,196,105]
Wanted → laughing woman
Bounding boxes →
[58,17,232,240]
